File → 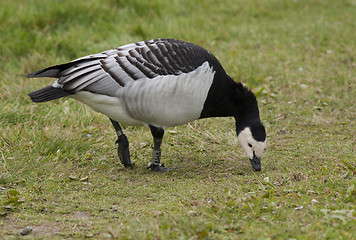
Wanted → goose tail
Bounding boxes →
[28,85,72,103]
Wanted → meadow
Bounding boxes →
[0,0,355,239]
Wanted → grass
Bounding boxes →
[0,0,355,239]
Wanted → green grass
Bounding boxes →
[1,0,355,239]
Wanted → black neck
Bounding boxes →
[200,72,260,124]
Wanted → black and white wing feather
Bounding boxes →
[27,39,224,100]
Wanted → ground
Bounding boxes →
[0,0,355,239]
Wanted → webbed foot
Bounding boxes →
[147,163,174,172]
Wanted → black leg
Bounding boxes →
[148,125,172,171]
[110,119,133,168]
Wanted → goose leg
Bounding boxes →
[110,119,133,168]
[148,125,172,171]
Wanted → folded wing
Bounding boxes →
[27,39,221,101]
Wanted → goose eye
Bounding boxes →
[248,143,252,148]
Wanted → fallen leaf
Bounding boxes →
[80,176,89,182]
[263,177,270,183]
[197,229,209,239]
[69,175,78,181]
[20,226,33,236]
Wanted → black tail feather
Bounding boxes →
[26,61,80,78]
[28,85,72,102]
[26,68,62,78]
[26,58,101,78]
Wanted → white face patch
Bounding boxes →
[237,127,266,159]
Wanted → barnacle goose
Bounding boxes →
[27,38,266,172]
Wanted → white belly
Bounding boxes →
[70,62,215,128]
[71,92,144,126]
[120,62,215,127]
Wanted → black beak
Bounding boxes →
[250,153,261,172]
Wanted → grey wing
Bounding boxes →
[56,51,133,96]
[28,39,221,97]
